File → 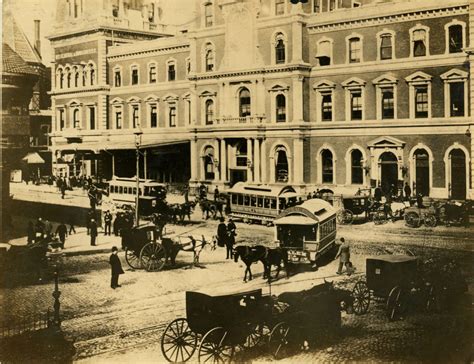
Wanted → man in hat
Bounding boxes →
[335,238,353,275]
[226,218,237,259]
[55,222,68,249]
[104,211,113,236]
[217,217,227,250]
[90,218,98,246]
[109,246,124,289]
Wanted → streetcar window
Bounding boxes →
[119,186,123,194]
[250,196,257,207]
[144,187,150,196]
[263,198,270,208]
[231,194,237,204]
[244,195,250,206]
[270,198,277,209]
[133,187,137,195]
[279,198,286,210]
[257,197,263,207]
[237,194,243,205]
[139,188,142,195]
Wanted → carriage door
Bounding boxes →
[450,149,466,199]
[414,149,429,197]
[379,152,398,195]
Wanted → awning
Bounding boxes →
[22,152,45,164]
[274,215,317,225]
[54,139,189,152]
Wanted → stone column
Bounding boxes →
[98,94,108,130]
[254,138,260,183]
[247,138,253,182]
[250,80,257,117]
[293,138,304,185]
[469,52,474,198]
[190,138,198,181]
[292,74,304,123]
[214,140,220,182]
[291,19,304,64]
[97,38,107,86]
[260,139,267,184]
[220,139,227,182]
[190,83,198,126]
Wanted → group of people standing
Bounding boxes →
[216,217,237,259]
[27,217,76,249]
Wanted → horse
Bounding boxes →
[233,245,290,282]
[178,201,196,222]
[198,197,225,220]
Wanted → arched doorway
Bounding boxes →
[414,149,430,197]
[275,147,289,182]
[379,152,398,195]
[450,149,466,199]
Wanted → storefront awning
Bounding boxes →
[22,152,45,164]
[274,215,317,225]
[54,139,189,153]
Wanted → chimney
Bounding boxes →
[34,19,41,57]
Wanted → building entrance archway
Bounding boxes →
[414,149,430,197]
[379,152,398,195]
[450,149,466,199]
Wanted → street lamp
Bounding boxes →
[134,128,143,226]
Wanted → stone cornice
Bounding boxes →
[108,44,189,61]
[48,26,168,42]
[191,64,312,81]
[307,3,468,34]
[50,86,110,97]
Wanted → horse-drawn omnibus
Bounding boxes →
[107,177,167,216]
[274,199,337,266]
[228,183,299,223]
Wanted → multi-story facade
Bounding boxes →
[50,0,473,200]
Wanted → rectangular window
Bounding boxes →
[275,0,285,15]
[149,65,157,83]
[89,107,96,130]
[115,110,122,129]
[150,105,158,127]
[381,89,394,119]
[415,86,428,118]
[350,91,362,120]
[413,30,426,57]
[205,4,213,27]
[329,0,336,11]
[131,68,139,85]
[449,25,463,53]
[114,71,121,87]
[168,64,176,81]
[169,105,176,127]
[59,109,65,130]
[321,93,332,121]
[313,0,320,13]
[132,105,139,128]
[349,38,361,63]
[449,82,464,117]
[380,34,392,60]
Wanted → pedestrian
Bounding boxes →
[88,187,97,210]
[217,217,227,250]
[374,186,382,202]
[113,213,122,236]
[226,218,237,259]
[183,184,189,204]
[86,210,95,235]
[404,182,411,201]
[90,218,98,246]
[214,186,220,201]
[55,222,68,249]
[416,193,424,208]
[60,181,66,199]
[27,221,35,244]
[307,192,312,200]
[109,246,124,289]
[335,238,353,275]
[43,219,53,241]
[104,210,112,236]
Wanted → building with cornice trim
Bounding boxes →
[49,0,473,200]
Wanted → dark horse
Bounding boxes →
[198,197,225,220]
[233,245,290,282]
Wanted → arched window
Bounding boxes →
[239,88,251,117]
[203,146,215,180]
[89,65,95,86]
[275,34,285,64]
[73,108,80,128]
[66,68,71,88]
[275,147,289,182]
[205,99,214,125]
[321,149,334,184]
[276,94,286,122]
[114,69,121,87]
[448,24,463,53]
[205,48,214,72]
[58,70,64,89]
[351,149,363,184]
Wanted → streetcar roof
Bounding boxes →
[275,198,336,222]
[274,215,317,225]
[108,177,166,187]
[227,182,296,197]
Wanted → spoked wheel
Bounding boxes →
[125,248,141,269]
[198,327,234,364]
[373,211,387,225]
[161,318,197,363]
[268,322,291,360]
[424,214,437,227]
[241,323,271,349]
[336,209,353,225]
[140,242,166,272]
[352,281,370,315]
[405,211,421,228]
[386,286,405,321]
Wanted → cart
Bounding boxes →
[160,289,273,363]
[323,195,387,225]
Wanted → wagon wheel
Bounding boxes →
[268,322,291,360]
[336,209,353,225]
[373,210,386,225]
[386,286,405,321]
[161,318,197,363]
[241,323,271,349]
[140,242,166,272]
[424,214,437,227]
[125,248,141,269]
[352,281,370,315]
[404,211,421,228]
[198,327,234,364]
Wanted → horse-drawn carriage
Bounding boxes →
[160,282,352,363]
[350,254,467,321]
[121,223,210,271]
[404,200,469,228]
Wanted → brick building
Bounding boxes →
[49,0,473,200]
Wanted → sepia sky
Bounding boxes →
[3,0,196,66]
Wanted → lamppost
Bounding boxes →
[134,128,143,226]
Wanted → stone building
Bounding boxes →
[49,0,473,200]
